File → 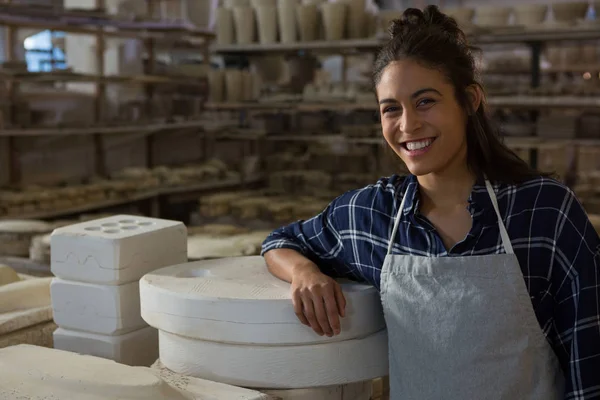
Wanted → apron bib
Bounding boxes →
[381,180,565,399]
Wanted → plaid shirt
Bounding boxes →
[261,173,600,400]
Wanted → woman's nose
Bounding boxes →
[400,109,422,134]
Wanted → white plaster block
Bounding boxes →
[159,329,389,389]
[140,256,385,345]
[51,214,187,285]
[0,344,273,400]
[51,278,146,335]
[53,326,158,367]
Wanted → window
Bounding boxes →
[23,30,66,72]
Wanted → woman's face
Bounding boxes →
[376,59,471,177]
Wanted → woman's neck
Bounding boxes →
[416,164,476,211]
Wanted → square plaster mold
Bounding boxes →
[53,326,158,367]
[51,278,146,336]
[50,215,187,285]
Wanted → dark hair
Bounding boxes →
[373,5,549,184]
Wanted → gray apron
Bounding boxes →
[381,179,565,399]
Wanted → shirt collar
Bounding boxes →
[399,173,497,225]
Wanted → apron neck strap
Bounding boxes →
[386,178,514,255]
[483,180,514,255]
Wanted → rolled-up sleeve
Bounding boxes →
[261,197,358,280]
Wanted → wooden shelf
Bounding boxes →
[0,175,264,221]
[0,5,214,40]
[0,72,208,86]
[205,97,600,112]
[211,28,600,55]
[237,133,600,147]
[0,120,236,137]
[488,96,600,109]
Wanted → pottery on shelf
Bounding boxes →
[552,1,589,24]
[250,0,276,7]
[208,69,225,102]
[296,3,319,41]
[223,0,250,8]
[513,4,548,27]
[256,6,278,43]
[278,0,298,43]
[225,69,244,102]
[321,1,347,41]
[475,6,512,27]
[216,7,235,45]
[232,6,256,44]
[346,0,366,39]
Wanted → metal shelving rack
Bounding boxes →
[0,0,270,221]
[208,26,600,174]
[0,0,219,183]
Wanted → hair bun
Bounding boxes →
[388,5,466,45]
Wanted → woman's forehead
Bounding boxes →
[377,60,449,96]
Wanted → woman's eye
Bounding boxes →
[417,98,434,107]
[382,106,400,114]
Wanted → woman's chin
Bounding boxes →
[404,162,435,177]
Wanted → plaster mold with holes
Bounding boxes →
[50,215,188,285]
[50,215,187,366]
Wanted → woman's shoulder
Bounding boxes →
[331,174,409,213]
[500,174,582,215]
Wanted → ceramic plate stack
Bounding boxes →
[140,256,389,396]
[0,220,52,258]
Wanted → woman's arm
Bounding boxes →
[544,190,600,399]
[262,199,353,338]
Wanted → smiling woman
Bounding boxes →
[261,5,600,400]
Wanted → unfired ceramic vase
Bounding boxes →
[250,0,276,7]
[232,6,256,44]
[216,7,235,45]
[296,4,318,41]
[278,0,298,43]
[346,0,366,38]
[242,71,256,101]
[513,4,548,27]
[225,69,243,102]
[208,69,225,102]
[475,6,511,27]
[223,0,249,8]
[256,6,278,43]
[321,2,347,40]
[552,2,589,24]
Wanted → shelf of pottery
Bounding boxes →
[215,0,378,47]
[0,213,390,399]
[0,159,261,221]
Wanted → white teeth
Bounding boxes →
[405,139,433,151]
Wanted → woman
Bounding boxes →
[261,6,600,400]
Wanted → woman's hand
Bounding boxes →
[290,263,346,337]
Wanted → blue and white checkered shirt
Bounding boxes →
[261,173,600,400]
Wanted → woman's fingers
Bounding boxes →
[333,283,347,318]
[311,288,334,337]
[292,289,309,326]
[290,275,346,337]
[301,295,324,336]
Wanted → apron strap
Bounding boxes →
[387,190,408,255]
[484,180,515,255]
[386,178,514,256]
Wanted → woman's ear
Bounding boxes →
[465,84,482,115]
